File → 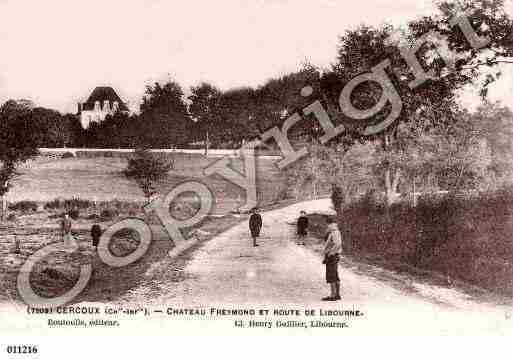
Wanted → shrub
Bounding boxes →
[100,209,119,221]
[44,199,62,211]
[64,197,93,210]
[124,148,173,201]
[44,197,93,211]
[9,201,38,213]
[68,209,80,220]
[86,213,101,221]
[61,152,75,159]
[334,186,513,296]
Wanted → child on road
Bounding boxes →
[91,222,102,249]
[296,210,308,245]
[249,208,262,247]
[322,217,342,301]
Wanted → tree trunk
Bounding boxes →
[1,195,5,221]
[384,168,401,207]
[204,131,209,157]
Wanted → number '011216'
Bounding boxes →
[6,345,38,354]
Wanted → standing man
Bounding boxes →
[91,222,102,249]
[61,213,75,248]
[322,217,342,301]
[249,208,262,247]
[297,210,308,245]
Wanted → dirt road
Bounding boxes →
[2,199,512,335]
[120,198,513,335]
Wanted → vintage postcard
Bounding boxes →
[1,0,513,357]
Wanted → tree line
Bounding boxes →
[0,63,321,150]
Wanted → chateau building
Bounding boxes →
[78,86,129,129]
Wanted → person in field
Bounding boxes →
[322,217,342,301]
[249,208,262,247]
[61,213,75,247]
[91,222,102,249]
[296,210,308,245]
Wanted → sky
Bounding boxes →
[0,0,511,113]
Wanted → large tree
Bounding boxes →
[188,82,222,152]
[319,0,513,206]
[411,0,513,98]
[215,87,258,148]
[0,100,40,219]
[30,107,82,147]
[255,63,322,137]
[140,81,192,148]
[321,24,458,206]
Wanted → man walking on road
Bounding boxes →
[322,217,342,301]
[297,210,308,245]
[61,213,75,248]
[249,208,262,247]
[91,221,102,249]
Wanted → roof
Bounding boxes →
[81,86,129,112]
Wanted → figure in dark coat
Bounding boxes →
[91,223,102,248]
[249,208,262,247]
[297,210,308,245]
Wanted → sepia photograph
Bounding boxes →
[1,0,513,357]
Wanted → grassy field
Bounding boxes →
[0,152,290,305]
[0,214,245,304]
[8,153,287,215]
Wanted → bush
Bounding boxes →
[335,186,513,296]
[9,201,38,213]
[61,152,75,159]
[48,213,63,219]
[68,209,80,220]
[100,209,119,221]
[124,148,173,200]
[86,213,101,221]
[65,197,93,210]
[44,199,62,211]
[44,197,93,211]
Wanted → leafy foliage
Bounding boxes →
[0,100,40,197]
[139,81,192,147]
[124,148,173,200]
